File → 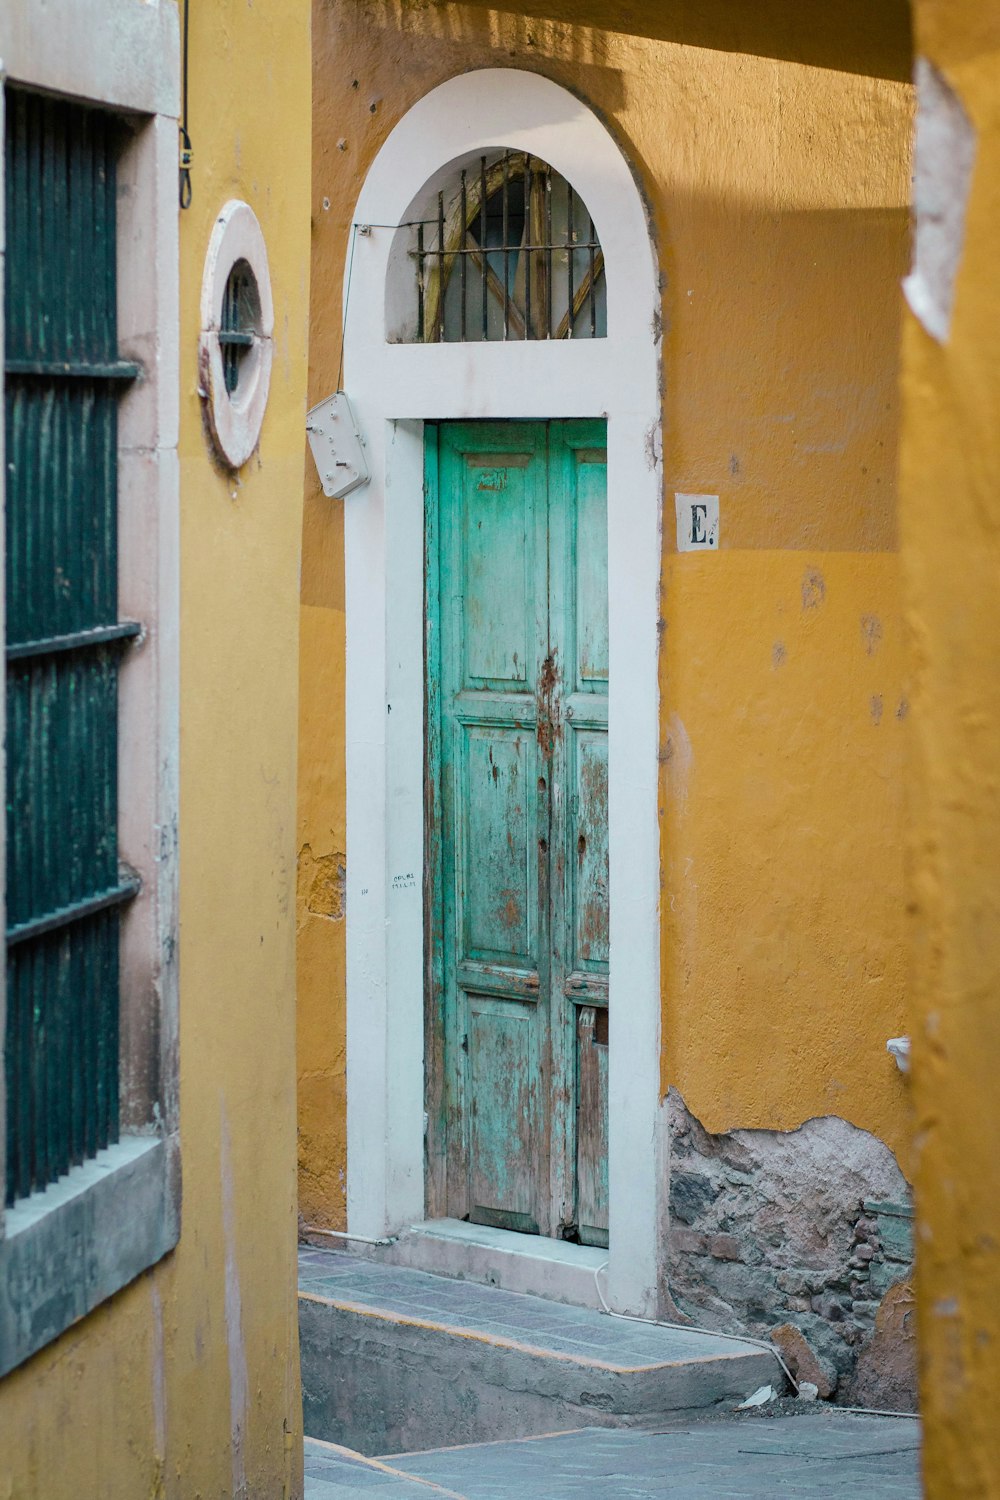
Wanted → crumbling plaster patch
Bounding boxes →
[299,843,347,922]
[665,1089,915,1407]
[903,56,976,343]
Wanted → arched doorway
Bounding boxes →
[341,69,663,1315]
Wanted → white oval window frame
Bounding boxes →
[198,199,274,469]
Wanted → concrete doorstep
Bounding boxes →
[298,1247,777,1456]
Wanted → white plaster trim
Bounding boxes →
[198,200,275,470]
[0,0,179,117]
[902,56,976,344]
[342,69,664,1316]
[0,76,7,1240]
[0,26,180,1358]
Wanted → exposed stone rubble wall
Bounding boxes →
[664,1089,916,1409]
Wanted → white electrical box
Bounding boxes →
[306,392,370,499]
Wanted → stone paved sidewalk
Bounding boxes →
[305,1412,921,1497]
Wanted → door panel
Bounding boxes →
[548,427,609,1240]
[569,728,610,973]
[461,456,535,687]
[573,455,610,689]
[467,995,539,1232]
[576,1006,610,1248]
[458,723,537,966]
[428,420,608,1242]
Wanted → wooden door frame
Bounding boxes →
[340,69,666,1317]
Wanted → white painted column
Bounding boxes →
[344,417,392,1235]
[383,420,429,1224]
[606,407,665,1317]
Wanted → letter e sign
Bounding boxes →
[675,493,720,552]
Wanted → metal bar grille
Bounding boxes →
[7,877,142,949]
[5,359,141,380]
[479,156,488,341]
[414,151,605,343]
[437,189,446,344]
[502,153,510,340]
[524,155,533,338]
[4,89,139,1205]
[566,181,575,336]
[7,620,141,663]
[219,263,255,394]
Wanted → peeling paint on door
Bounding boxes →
[426,421,609,1242]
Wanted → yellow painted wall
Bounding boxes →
[662,552,909,1152]
[0,3,311,1496]
[298,0,914,1223]
[900,5,1000,1493]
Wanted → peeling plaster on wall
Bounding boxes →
[661,713,693,804]
[903,57,976,343]
[299,843,347,921]
[665,1089,915,1407]
[221,1106,249,1499]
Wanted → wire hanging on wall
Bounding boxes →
[178,0,193,208]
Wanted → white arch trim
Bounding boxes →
[343,69,665,1315]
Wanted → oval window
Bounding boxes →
[199,201,274,469]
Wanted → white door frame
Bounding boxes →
[341,69,664,1315]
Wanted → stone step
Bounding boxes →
[299,1247,779,1456]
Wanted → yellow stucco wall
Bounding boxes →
[900,5,1000,1493]
[0,4,311,1496]
[662,551,909,1151]
[298,0,914,1225]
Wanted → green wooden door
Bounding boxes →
[426,420,609,1244]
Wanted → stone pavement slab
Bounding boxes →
[306,1413,921,1497]
[304,1438,466,1498]
[385,1416,922,1498]
[305,1414,921,1498]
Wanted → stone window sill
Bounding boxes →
[0,1134,180,1376]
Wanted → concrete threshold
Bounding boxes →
[373,1217,609,1309]
[299,1246,778,1456]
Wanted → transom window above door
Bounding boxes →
[406,152,607,343]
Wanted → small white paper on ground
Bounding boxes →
[736,1384,775,1410]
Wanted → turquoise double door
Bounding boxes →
[425,421,609,1245]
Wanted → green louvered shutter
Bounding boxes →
[4,89,141,1205]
